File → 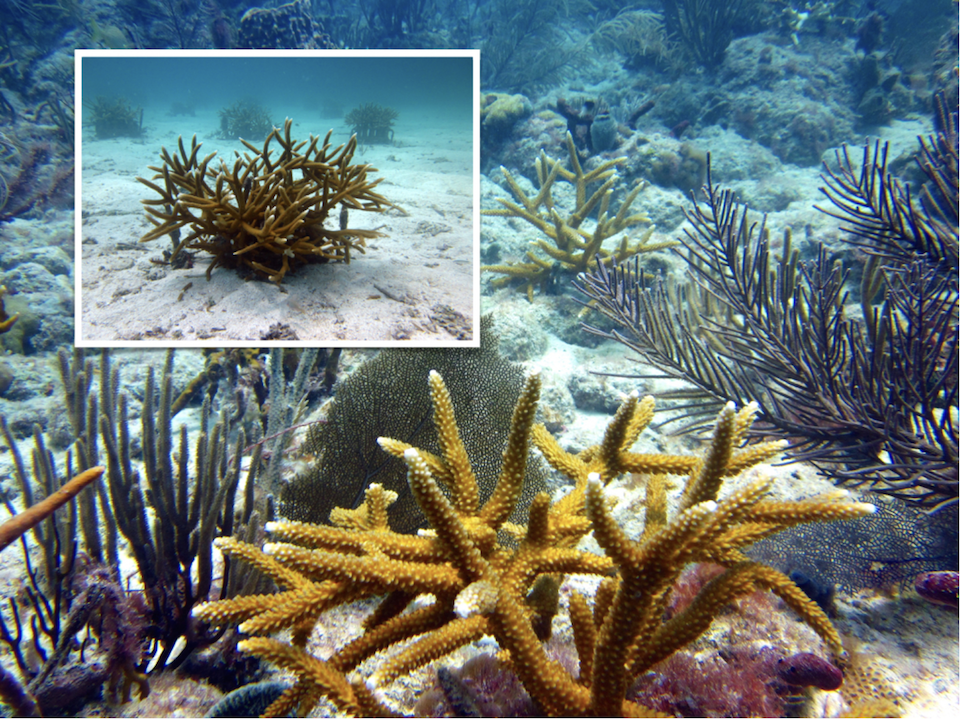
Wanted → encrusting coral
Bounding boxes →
[193,370,874,717]
[483,131,674,300]
[137,118,391,283]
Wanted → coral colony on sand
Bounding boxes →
[137,118,391,283]
[193,369,874,717]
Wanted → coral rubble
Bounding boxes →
[194,369,874,717]
[137,118,391,283]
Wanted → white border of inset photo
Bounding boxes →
[75,48,480,348]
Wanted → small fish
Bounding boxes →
[914,571,959,609]
[777,653,843,691]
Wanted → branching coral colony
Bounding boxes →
[193,369,874,717]
[483,131,675,301]
[137,118,391,283]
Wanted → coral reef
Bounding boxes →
[344,102,399,145]
[237,0,336,49]
[137,118,391,283]
[217,99,274,141]
[194,368,873,716]
[483,132,672,300]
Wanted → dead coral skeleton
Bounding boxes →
[193,369,874,717]
[137,118,392,283]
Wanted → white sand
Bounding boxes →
[78,109,477,346]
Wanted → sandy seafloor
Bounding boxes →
[78,108,476,345]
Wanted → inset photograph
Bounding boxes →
[76,50,478,346]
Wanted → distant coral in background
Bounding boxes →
[217,99,274,141]
[237,0,336,49]
[137,118,391,283]
[86,96,142,139]
[344,102,399,144]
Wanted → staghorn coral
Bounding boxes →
[280,315,545,533]
[345,103,399,145]
[217,99,274,141]
[137,118,391,283]
[86,96,142,139]
[193,369,874,716]
[483,131,673,301]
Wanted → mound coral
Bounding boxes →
[137,118,391,283]
[193,368,874,717]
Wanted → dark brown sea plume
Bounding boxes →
[575,95,958,511]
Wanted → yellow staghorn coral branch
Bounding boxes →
[482,132,666,299]
[263,542,464,595]
[401,446,488,583]
[195,375,873,717]
[478,370,542,529]
[427,370,479,514]
[368,614,490,691]
[679,401,739,510]
[333,599,456,674]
